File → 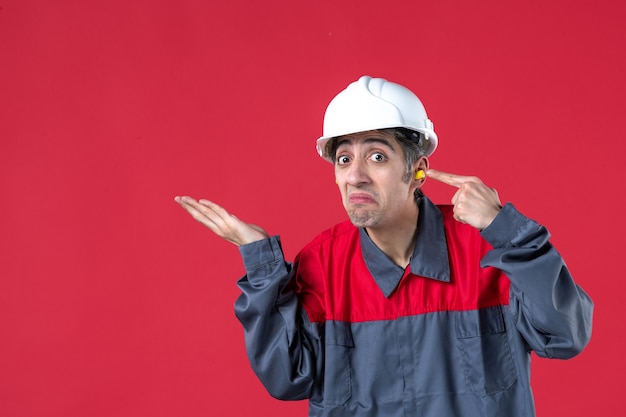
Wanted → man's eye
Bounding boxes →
[337,155,351,165]
[370,153,386,162]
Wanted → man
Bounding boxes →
[175,76,593,417]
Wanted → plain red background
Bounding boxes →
[0,0,623,416]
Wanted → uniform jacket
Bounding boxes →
[234,197,593,417]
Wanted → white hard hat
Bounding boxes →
[316,76,437,162]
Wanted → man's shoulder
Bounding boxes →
[299,220,360,255]
[435,203,454,219]
[434,203,489,244]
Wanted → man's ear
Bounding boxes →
[412,156,429,188]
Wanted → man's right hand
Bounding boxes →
[174,196,268,246]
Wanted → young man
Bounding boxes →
[175,76,593,417]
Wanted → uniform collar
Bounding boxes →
[359,196,451,297]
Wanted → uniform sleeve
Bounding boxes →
[233,236,323,401]
[480,203,594,359]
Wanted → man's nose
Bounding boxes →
[346,158,370,185]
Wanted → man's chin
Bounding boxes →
[347,210,379,228]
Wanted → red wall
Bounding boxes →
[1,1,623,416]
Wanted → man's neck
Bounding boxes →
[365,206,419,269]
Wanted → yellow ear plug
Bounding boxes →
[415,169,425,180]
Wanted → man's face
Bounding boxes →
[334,130,422,230]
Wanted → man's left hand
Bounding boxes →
[426,169,502,230]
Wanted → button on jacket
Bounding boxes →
[234,197,593,417]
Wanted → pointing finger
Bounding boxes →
[426,169,479,188]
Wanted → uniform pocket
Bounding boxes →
[456,306,517,396]
[323,321,354,406]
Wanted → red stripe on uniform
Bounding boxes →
[294,208,510,324]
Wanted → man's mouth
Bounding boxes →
[348,193,376,204]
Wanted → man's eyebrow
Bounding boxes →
[335,137,397,152]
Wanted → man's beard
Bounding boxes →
[347,207,382,228]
